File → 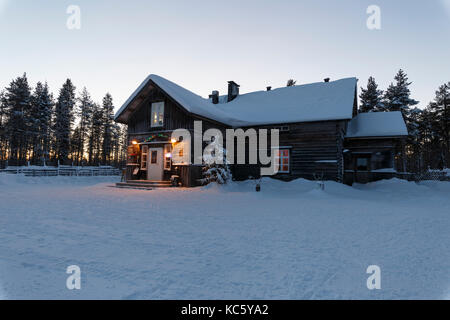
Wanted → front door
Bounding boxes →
[147,148,163,181]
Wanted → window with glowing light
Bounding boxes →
[141,145,148,170]
[150,102,164,127]
[164,145,172,170]
[275,149,290,173]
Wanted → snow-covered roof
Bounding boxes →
[215,78,357,126]
[114,75,241,125]
[115,74,357,127]
[346,111,408,138]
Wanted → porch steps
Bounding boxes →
[115,180,174,189]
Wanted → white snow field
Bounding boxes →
[0,174,449,300]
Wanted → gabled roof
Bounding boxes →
[114,74,358,127]
[114,74,240,125]
[345,111,408,138]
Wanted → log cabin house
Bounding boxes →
[114,74,408,187]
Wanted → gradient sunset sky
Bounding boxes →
[0,0,449,112]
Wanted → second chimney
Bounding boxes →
[266,86,272,91]
[227,81,240,102]
[324,78,330,83]
[209,90,219,104]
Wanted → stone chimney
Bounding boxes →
[227,81,240,102]
[209,90,219,104]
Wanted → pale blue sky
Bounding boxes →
[0,0,449,112]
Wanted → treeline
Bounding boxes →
[359,69,449,171]
[0,73,128,168]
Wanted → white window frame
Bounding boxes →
[140,145,148,170]
[151,102,164,127]
[164,144,172,171]
[275,149,290,173]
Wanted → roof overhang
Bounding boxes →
[114,76,154,124]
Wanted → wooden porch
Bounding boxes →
[116,180,175,190]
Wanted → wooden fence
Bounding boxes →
[0,165,121,177]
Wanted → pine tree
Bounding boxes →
[101,93,114,165]
[75,88,93,165]
[417,106,439,169]
[70,125,82,164]
[406,107,423,172]
[383,69,419,115]
[87,103,103,165]
[359,76,384,112]
[53,79,76,164]
[30,82,54,164]
[4,73,32,165]
[0,91,7,168]
[428,82,450,168]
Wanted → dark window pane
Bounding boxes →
[151,151,157,164]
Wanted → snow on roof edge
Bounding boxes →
[345,111,408,138]
[115,74,357,126]
[114,75,153,122]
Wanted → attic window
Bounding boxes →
[151,102,164,127]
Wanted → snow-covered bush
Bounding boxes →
[200,139,231,185]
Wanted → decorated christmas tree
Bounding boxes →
[200,138,231,185]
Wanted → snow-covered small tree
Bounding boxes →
[200,137,231,185]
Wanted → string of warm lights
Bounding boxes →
[144,133,170,142]
[131,134,179,146]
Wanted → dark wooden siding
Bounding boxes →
[230,120,347,182]
[343,137,406,184]
[127,88,193,134]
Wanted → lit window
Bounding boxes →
[141,145,148,170]
[275,149,290,173]
[164,145,172,170]
[151,102,164,127]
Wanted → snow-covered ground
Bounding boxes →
[0,174,449,299]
